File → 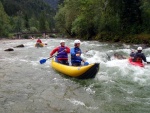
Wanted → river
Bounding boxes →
[0,38,150,113]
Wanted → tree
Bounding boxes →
[141,0,150,33]
[24,14,29,30]
[120,0,142,34]
[39,11,47,32]
[29,16,39,31]
[0,1,10,37]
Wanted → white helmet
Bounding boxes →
[74,39,81,44]
[137,47,142,50]
[60,40,65,43]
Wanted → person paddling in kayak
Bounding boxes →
[130,49,136,59]
[71,39,85,66]
[50,40,70,65]
[35,37,43,47]
[36,38,42,44]
[132,47,147,64]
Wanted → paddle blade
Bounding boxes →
[84,62,89,66]
[147,62,150,64]
[39,59,47,64]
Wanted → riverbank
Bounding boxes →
[94,33,150,46]
[1,33,150,48]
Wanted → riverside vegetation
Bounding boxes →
[0,0,150,45]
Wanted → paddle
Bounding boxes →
[39,57,50,64]
[84,62,89,66]
[147,62,150,64]
[40,49,90,65]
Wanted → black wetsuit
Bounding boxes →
[133,51,147,62]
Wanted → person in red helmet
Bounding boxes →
[50,40,70,65]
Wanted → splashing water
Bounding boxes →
[0,39,150,113]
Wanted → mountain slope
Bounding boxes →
[43,0,59,9]
[2,0,54,17]
[43,0,64,10]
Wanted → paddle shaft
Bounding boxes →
[40,49,65,64]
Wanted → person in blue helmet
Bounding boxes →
[132,47,147,64]
[70,39,85,66]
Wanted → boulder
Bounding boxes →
[113,53,126,60]
[14,44,24,48]
[4,48,14,51]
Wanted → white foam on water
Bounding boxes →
[84,84,95,95]
[19,59,29,62]
[82,50,106,64]
[30,61,39,66]
[24,41,35,48]
[66,98,98,110]
[1,57,20,63]
[96,72,112,82]
[47,46,55,49]
[66,98,86,106]
[146,56,150,62]
[81,47,150,86]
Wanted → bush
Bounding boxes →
[30,27,38,32]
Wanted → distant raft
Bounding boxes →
[128,58,144,67]
[51,58,100,79]
[35,43,44,47]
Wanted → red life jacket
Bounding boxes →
[37,39,42,43]
[135,57,142,63]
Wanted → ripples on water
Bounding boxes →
[0,39,150,113]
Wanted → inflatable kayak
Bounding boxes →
[128,58,144,67]
[35,43,44,47]
[51,58,100,79]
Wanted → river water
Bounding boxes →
[0,38,150,113]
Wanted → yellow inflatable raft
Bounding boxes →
[35,43,44,47]
[51,58,99,79]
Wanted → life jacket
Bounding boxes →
[37,39,42,43]
[57,46,68,59]
[135,57,142,63]
[133,52,143,63]
[71,47,82,63]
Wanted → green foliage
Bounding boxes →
[39,11,50,32]
[54,5,66,33]
[0,0,150,44]
[11,15,24,33]
[24,14,29,30]
[55,0,81,36]
[30,27,38,32]
[119,0,142,34]
[55,0,122,39]
[22,29,29,33]
[2,0,54,17]
[0,1,10,37]
[1,0,55,37]
[29,17,39,30]
[55,0,150,43]
[141,0,150,33]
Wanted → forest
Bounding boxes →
[0,0,150,44]
[0,0,56,38]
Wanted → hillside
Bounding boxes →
[1,0,54,17]
[43,0,59,10]
[0,0,57,37]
